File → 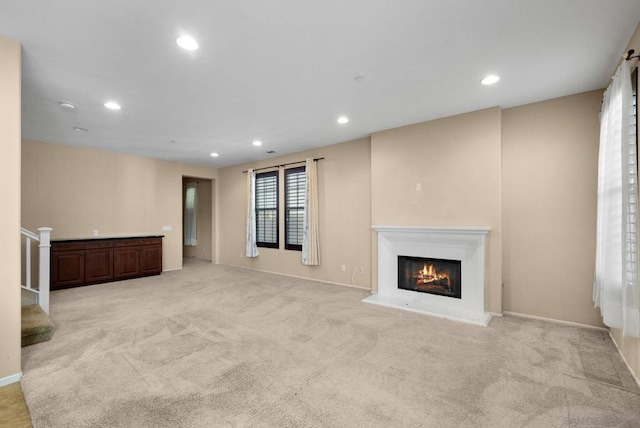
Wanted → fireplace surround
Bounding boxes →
[364,226,492,326]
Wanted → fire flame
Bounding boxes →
[414,263,450,286]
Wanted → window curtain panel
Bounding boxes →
[302,158,319,265]
[245,169,259,258]
[184,182,197,246]
[594,60,640,338]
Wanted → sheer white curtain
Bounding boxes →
[594,60,640,337]
[245,169,259,258]
[184,182,197,246]
[302,158,319,265]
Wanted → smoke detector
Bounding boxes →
[59,101,76,111]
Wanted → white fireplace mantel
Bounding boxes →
[364,225,492,326]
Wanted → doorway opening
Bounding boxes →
[182,176,214,264]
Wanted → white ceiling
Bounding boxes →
[1,1,639,168]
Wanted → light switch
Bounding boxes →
[416,183,422,192]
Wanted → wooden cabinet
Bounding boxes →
[114,239,140,279]
[85,241,114,284]
[140,238,162,275]
[51,242,85,289]
[51,236,163,290]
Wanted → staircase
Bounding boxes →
[21,227,53,346]
[21,304,53,347]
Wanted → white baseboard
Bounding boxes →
[0,372,22,387]
[223,264,371,291]
[162,267,183,272]
[502,311,607,331]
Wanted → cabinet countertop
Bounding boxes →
[52,234,164,243]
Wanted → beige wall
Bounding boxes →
[501,90,604,326]
[21,139,218,271]
[183,177,213,261]
[609,21,640,384]
[218,138,372,288]
[370,108,503,313]
[0,35,21,383]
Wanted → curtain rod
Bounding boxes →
[242,157,324,174]
[625,49,639,61]
[608,49,639,83]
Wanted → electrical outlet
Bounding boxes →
[416,183,422,192]
[162,225,172,231]
[341,264,346,272]
[92,229,99,236]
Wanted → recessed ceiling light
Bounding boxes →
[73,127,89,132]
[253,140,263,146]
[177,35,199,51]
[59,102,76,111]
[104,101,121,110]
[337,116,349,124]
[481,75,500,85]
[210,152,219,157]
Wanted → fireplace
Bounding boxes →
[364,226,492,326]
[398,256,461,299]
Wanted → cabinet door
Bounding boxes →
[51,251,85,289]
[140,245,162,275]
[114,247,140,279]
[85,248,114,283]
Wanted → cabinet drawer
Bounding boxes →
[140,237,162,246]
[52,242,85,252]
[114,239,140,248]
[85,241,114,250]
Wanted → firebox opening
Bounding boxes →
[397,256,462,299]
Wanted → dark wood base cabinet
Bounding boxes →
[51,236,163,290]
[51,243,85,288]
[114,239,141,280]
[85,241,114,283]
[140,243,163,275]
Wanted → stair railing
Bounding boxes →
[21,227,52,314]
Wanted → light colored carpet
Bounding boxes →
[21,259,640,427]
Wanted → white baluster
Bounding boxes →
[25,237,31,289]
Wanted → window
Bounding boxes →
[255,171,278,248]
[627,67,638,313]
[184,182,197,246]
[285,166,306,250]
